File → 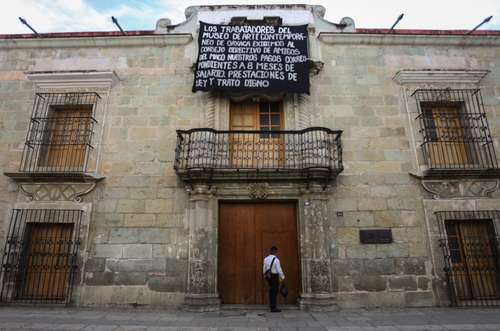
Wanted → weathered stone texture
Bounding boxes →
[354,276,387,292]
[122,244,153,259]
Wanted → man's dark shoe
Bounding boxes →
[270,308,281,313]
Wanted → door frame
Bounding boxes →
[184,182,336,311]
[216,199,302,306]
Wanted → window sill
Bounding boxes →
[410,168,500,180]
[4,172,105,183]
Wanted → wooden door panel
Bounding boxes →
[446,220,500,301]
[21,223,74,300]
[255,202,299,305]
[255,137,285,168]
[218,203,256,304]
[428,107,470,167]
[229,102,259,169]
[261,229,299,304]
[219,202,299,305]
[43,108,91,169]
[428,143,469,167]
[459,221,499,299]
[229,101,284,169]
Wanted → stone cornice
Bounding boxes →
[0,33,193,49]
[26,70,120,89]
[318,33,500,47]
[393,69,490,85]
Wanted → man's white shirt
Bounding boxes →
[263,254,285,279]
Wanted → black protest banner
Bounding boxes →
[192,22,309,94]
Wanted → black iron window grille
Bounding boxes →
[436,210,500,307]
[0,209,83,304]
[413,89,499,174]
[19,93,100,174]
[174,127,343,182]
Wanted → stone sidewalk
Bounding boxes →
[1,306,500,330]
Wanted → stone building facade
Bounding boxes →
[0,5,499,310]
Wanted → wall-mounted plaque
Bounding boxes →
[359,229,393,244]
[193,22,309,94]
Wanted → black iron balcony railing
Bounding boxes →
[414,89,499,176]
[174,127,343,182]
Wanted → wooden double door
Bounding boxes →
[218,202,300,305]
[446,220,500,301]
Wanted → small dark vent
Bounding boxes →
[230,16,283,26]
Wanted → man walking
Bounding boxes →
[263,246,285,312]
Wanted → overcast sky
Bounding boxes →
[1,0,499,34]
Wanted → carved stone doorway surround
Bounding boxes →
[183,182,338,311]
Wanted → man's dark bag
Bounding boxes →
[280,284,289,298]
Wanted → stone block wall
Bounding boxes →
[329,174,433,308]
[318,39,500,307]
[0,38,200,306]
[0,75,36,271]
[79,42,199,306]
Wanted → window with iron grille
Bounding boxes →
[0,209,83,304]
[413,89,499,173]
[435,211,500,307]
[19,93,100,174]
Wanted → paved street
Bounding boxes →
[1,306,500,330]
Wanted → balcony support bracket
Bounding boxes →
[4,172,104,202]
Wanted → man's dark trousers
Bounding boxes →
[268,273,279,310]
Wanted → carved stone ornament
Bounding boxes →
[308,60,324,75]
[310,260,331,293]
[186,184,214,196]
[421,179,500,199]
[248,183,270,199]
[26,71,119,90]
[189,260,210,294]
[393,69,489,85]
[19,183,97,202]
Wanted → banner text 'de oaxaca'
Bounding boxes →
[192,22,309,94]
